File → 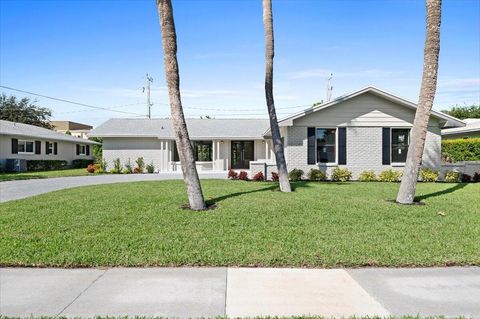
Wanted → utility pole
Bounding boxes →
[144,73,154,118]
[325,73,333,102]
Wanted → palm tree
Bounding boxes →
[262,0,291,192]
[156,0,206,210]
[397,0,442,204]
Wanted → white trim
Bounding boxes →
[17,140,35,154]
[315,127,338,165]
[390,127,411,164]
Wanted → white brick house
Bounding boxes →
[89,87,465,178]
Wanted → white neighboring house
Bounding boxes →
[89,87,465,178]
[442,118,480,140]
[0,120,98,171]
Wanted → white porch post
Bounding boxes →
[212,139,217,170]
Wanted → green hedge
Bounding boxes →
[442,138,480,162]
[27,160,68,171]
[71,159,95,168]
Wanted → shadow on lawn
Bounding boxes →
[415,182,468,202]
[206,181,312,205]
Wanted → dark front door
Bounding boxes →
[231,141,254,169]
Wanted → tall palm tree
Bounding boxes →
[262,0,291,192]
[397,0,442,204]
[156,0,206,210]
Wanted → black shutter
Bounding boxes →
[86,145,90,156]
[11,138,18,154]
[76,144,80,155]
[307,127,316,164]
[35,141,41,154]
[338,127,347,165]
[54,142,58,155]
[382,128,391,165]
[46,142,50,155]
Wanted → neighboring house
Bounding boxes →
[51,121,93,139]
[0,120,98,169]
[89,87,465,178]
[442,119,480,139]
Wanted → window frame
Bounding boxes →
[390,127,411,165]
[315,127,338,165]
[18,140,35,154]
[47,142,54,155]
[172,140,214,162]
[79,145,87,156]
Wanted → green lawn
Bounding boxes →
[0,180,478,267]
[0,168,91,181]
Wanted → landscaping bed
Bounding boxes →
[0,180,478,267]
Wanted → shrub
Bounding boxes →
[461,173,472,182]
[146,162,155,173]
[330,167,352,182]
[228,169,238,179]
[71,159,94,169]
[124,159,133,174]
[96,158,107,171]
[238,171,248,180]
[26,160,68,171]
[271,172,279,182]
[113,158,122,172]
[444,171,460,183]
[133,167,142,174]
[252,172,264,181]
[307,168,327,181]
[441,138,480,162]
[358,170,377,182]
[110,168,121,174]
[419,168,439,182]
[122,168,131,174]
[288,168,303,181]
[473,172,480,182]
[86,164,96,173]
[135,157,145,173]
[378,169,403,182]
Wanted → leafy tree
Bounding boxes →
[0,94,53,129]
[442,105,480,119]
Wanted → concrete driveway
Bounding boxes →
[1,267,479,318]
[0,172,226,203]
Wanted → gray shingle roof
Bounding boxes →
[0,120,99,144]
[89,118,270,139]
[442,119,480,135]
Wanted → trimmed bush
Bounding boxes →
[227,169,238,179]
[358,170,377,182]
[146,162,155,173]
[110,168,121,174]
[124,159,133,174]
[238,171,248,181]
[442,138,480,162]
[135,157,145,173]
[71,159,94,169]
[27,160,68,171]
[86,164,96,173]
[473,172,480,182]
[271,172,279,182]
[419,168,439,182]
[331,167,352,182]
[113,158,122,172]
[252,172,264,181]
[444,171,460,183]
[307,168,327,181]
[288,168,303,181]
[122,168,131,174]
[461,174,472,182]
[378,169,402,182]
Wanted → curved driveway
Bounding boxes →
[0,172,226,203]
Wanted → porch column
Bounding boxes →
[212,139,217,170]
[265,140,269,161]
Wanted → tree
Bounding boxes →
[397,0,442,204]
[0,94,53,129]
[442,105,480,119]
[156,0,206,210]
[262,0,291,193]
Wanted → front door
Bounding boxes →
[231,141,254,169]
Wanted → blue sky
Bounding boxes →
[1,0,479,126]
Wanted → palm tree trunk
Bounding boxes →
[397,0,442,204]
[262,0,291,193]
[156,0,206,210]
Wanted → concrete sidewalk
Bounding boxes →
[1,267,479,318]
[0,172,226,202]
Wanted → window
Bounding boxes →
[316,128,336,163]
[48,142,54,154]
[79,145,86,155]
[391,128,410,163]
[173,141,213,162]
[18,140,34,154]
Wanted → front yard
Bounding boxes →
[0,180,478,267]
[0,168,90,181]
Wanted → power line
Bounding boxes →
[55,102,145,114]
[0,85,146,117]
[152,102,313,112]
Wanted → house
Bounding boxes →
[89,87,465,178]
[0,120,98,170]
[442,119,480,140]
[51,121,93,139]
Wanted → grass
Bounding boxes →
[0,168,91,181]
[0,180,478,267]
